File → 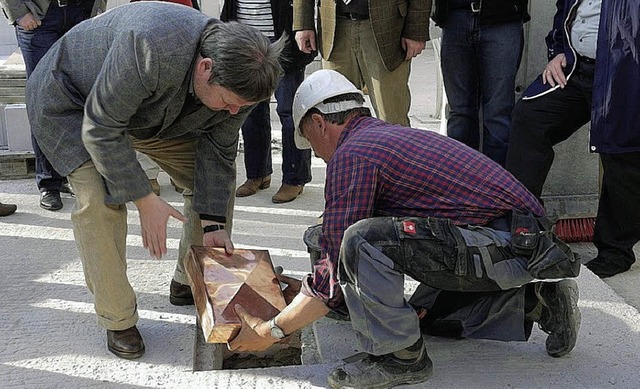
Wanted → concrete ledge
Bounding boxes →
[0,150,35,179]
[4,103,32,152]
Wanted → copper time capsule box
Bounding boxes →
[185,246,286,343]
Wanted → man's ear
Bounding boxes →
[310,113,325,135]
[196,57,214,77]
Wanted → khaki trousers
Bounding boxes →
[67,137,235,330]
[323,18,412,126]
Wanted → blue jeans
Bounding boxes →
[441,9,524,166]
[15,1,93,191]
[241,68,311,185]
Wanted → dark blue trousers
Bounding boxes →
[15,1,93,192]
[240,68,311,185]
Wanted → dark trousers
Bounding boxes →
[506,60,594,198]
[241,68,312,185]
[15,1,93,192]
[441,7,524,166]
[593,152,640,269]
[506,59,638,268]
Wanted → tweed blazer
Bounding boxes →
[293,0,431,72]
[26,2,253,219]
[0,0,107,24]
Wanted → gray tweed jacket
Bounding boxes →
[26,2,252,219]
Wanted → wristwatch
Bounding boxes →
[269,317,286,339]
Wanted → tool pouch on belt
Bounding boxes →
[509,210,580,279]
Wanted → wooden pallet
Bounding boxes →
[0,152,35,179]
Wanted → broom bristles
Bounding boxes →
[554,217,596,243]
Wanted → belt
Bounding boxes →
[452,1,482,13]
[53,0,87,7]
[337,12,369,21]
[578,56,596,64]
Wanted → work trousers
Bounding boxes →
[15,1,94,192]
[323,18,412,126]
[338,217,533,355]
[67,138,234,330]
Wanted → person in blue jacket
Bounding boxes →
[506,0,640,278]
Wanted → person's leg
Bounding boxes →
[236,101,272,197]
[587,152,640,277]
[276,68,311,186]
[271,68,311,203]
[478,21,524,166]
[241,101,272,180]
[16,7,67,203]
[357,20,411,126]
[67,161,138,330]
[323,19,366,92]
[131,138,235,291]
[441,10,481,150]
[505,63,594,198]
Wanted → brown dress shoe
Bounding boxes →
[170,279,194,306]
[107,326,145,359]
[272,184,304,203]
[0,202,17,217]
[236,176,271,197]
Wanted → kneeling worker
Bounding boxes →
[228,70,581,388]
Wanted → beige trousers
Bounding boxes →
[67,137,235,330]
[323,18,412,126]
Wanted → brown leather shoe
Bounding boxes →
[107,326,145,359]
[272,184,304,204]
[236,176,271,197]
[170,279,194,306]
[0,202,17,217]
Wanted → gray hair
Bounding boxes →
[199,21,284,102]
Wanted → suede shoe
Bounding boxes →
[271,184,303,204]
[0,202,17,217]
[236,176,271,197]
[107,326,145,359]
[170,279,194,306]
[529,279,581,357]
[40,190,63,211]
[327,337,433,389]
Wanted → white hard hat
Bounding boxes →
[292,69,364,149]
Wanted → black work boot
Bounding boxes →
[527,280,581,357]
[327,337,433,389]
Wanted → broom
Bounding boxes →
[551,160,602,243]
[554,217,595,243]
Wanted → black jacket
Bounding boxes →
[220,0,316,73]
[432,0,530,26]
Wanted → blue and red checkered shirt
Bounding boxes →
[300,116,544,310]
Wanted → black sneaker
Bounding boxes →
[532,280,581,357]
[40,190,63,211]
[327,338,433,389]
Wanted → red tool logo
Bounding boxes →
[402,221,416,234]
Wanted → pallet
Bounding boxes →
[0,152,35,179]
